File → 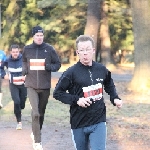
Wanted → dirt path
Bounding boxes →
[0,119,75,150]
[0,66,149,150]
[0,120,123,150]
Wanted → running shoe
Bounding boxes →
[16,123,22,130]
[30,132,35,143]
[33,143,43,150]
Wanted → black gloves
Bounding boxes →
[45,58,51,71]
[45,63,51,71]
[22,70,28,75]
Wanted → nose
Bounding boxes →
[83,50,88,54]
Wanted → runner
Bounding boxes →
[2,44,27,130]
[0,49,7,109]
[22,25,61,150]
[53,35,123,150]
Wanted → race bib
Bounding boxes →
[13,76,24,85]
[30,59,45,70]
[82,83,102,101]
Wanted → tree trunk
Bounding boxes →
[84,0,101,61]
[99,0,111,66]
[129,0,150,92]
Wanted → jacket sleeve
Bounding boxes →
[103,70,121,106]
[48,47,61,72]
[22,47,28,76]
[1,61,8,79]
[53,72,80,105]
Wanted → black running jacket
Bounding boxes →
[53,61,120,129]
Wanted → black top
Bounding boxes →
[22,42,61,89]
[2,54,23,84]
[53,61,120,129]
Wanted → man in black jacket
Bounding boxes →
[22,26,61,150]
[53,35,122,150]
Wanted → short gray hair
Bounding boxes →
[76,35,95,49]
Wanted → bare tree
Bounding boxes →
[129,0,150,92]
[84,0,101,61]
[99,0,111,66]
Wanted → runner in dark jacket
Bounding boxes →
[22,42,60,89]
[2,44,27,130]
[53,35,122,150]
[22,25,61,150]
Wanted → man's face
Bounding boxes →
[33,32,44,45]
[76,41,95,66]
[11,48,20,59]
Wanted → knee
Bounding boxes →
[13,98,20,104]
[21,106,25,109]
[32,113,40,120]
[21,103,25,109]
[14,103,20,109]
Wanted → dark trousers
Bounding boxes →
[9,83,27,122]
[71,122,106,150]
[27,88,50,143]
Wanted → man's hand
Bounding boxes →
[114,99,123,108]
[45,58,51,71]
[45,64,51,71]
[77,97,92,108]
[4,74,9,80]
[21,76,26,81]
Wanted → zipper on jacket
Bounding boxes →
[88,69,93,85]
[36,48,39,88]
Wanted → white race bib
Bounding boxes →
[30,59,45,70]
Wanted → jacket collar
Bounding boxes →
[77,61,95,69]
[9,53,22,61]
[32,42,45,48]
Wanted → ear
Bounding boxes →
[93,48,95,54]
[76,50,79,55]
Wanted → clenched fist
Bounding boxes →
[114,99,123,108]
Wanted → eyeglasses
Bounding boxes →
[78,49,92,53]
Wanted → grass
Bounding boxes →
[104,82,150,149]
[0,84,70,125]
[1,80,150,149]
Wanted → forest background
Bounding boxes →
[0,0,150,92]
[0,1,150,149]
[0,0,133,63]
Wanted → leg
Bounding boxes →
[38,89,50,129]
[71,128,89,150]
[27,88,41,143]
[89,122,107,150]
[19,85,27,109]
[9,83,22,122]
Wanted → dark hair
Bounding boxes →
[76,35,95,49]
[10,44,20,51]
[32,25,44,36]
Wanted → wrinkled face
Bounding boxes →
[11,48,20,59]
[76,41,95,66]
[33,32,44,45]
